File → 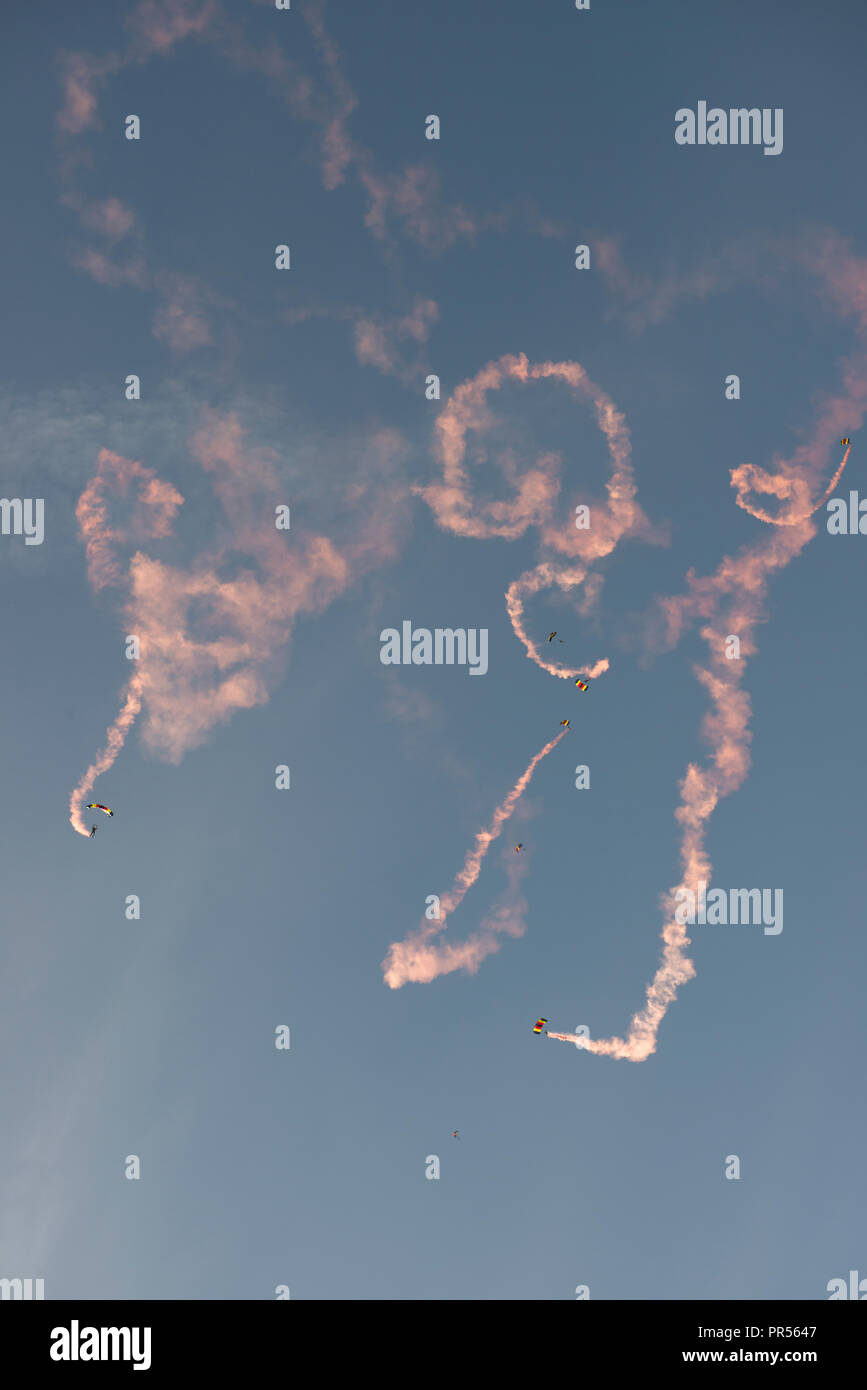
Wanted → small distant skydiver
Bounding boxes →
[533,1018,548,1034]
[560,719,570,728]
[452,1131,460,1139]
[841,438,850,447]
[547,632,564,642]
[89,825,97,838]
[514,843,524,853]
[574,678,589,691]
[86,803,114,816]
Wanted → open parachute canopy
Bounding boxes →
[86,803,113,816]
[533,1018,548,1034]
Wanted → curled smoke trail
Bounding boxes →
[382,732,566,987]
[417,352,656,683]
[384,355,649,990]
[386,352,856,1062]
[69,413,409,836]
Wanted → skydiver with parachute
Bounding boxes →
[85,803,113,839]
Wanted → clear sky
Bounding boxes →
[1,0,865,1300]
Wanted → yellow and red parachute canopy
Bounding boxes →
[574,678,589,691]
[841,438,850,447]
[533,1018,548,1034]
[86,803,113,815]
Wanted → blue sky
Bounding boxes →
[1,0,865,1299]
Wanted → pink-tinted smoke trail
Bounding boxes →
[542,441,855,1060]
[69,675,145,837]
[382,731,566,987]
[68,449,183,835]
[388,348,857,1061]
[69,416,410,837]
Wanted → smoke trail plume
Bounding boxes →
[69,415,409,836]
[69,675,145,837]
[382,732,565,987]
[69,451,183,835]
[505,564,610,681]
[398,350,856,1060]
[545,444,849,1059]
